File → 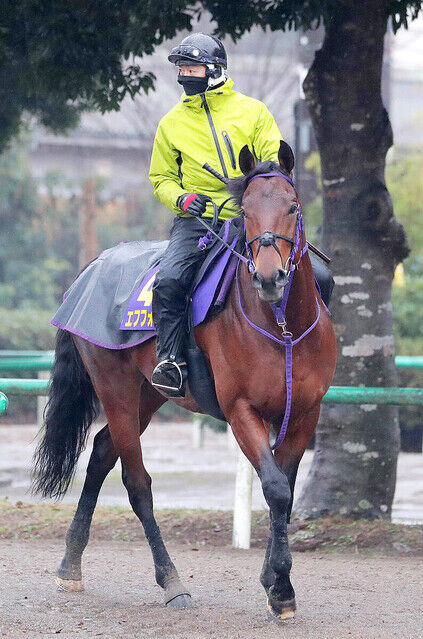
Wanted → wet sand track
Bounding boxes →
[1,539,422,638]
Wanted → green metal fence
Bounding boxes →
[323,386,423,405]
[0,351,422,415]
[0,392,8,415]
[0,351,54,372]
[0,378,423,405]
[395,356,423,369]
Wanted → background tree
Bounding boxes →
[200,0,421,519]
[0,0,194,152]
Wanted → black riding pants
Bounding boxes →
[152,216,209,362]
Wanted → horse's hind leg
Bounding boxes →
[120,458,191,609]
[102,378,191,609]
[56,379,167,592]
[259,517,276,596]
[56,424,118,590]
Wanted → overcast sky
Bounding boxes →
[392,13,423,73]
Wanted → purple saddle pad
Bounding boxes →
[120,237,237,334]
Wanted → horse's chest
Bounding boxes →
[242,347,319,416]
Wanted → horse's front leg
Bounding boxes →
[259,405,322,616]
[228,400,295,620]
[258,457,301,602]
[260,449,295,619]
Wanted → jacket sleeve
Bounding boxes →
[149,119,186,215]
[252,102,283,162]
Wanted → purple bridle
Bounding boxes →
[237,172,320,450]
[244,172,300,273]
[247,171,295,188]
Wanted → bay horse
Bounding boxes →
[32,143,336,620]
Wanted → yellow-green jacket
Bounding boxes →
[149,78,282,220]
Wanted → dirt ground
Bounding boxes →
[1,502,423,555]
[1,421,423,637]
[1,538,422,639]
[1,504,423,638]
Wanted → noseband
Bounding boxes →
[244,172,303,273]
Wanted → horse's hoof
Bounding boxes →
[267,597,296,621]
[55,576,84,592]
[165,593,192,609]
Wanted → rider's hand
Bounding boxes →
[177,193,209,217]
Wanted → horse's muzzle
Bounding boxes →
[252,268,289,303]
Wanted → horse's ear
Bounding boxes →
[278,141,295,173]
[239,145,256,175]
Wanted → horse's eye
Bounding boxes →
[289,204,298,215]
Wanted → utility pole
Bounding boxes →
[79,178,98,268]
[294,28,323,208]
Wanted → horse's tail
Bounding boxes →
[32,329,99,499]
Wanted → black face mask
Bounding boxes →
[177,74,208,95]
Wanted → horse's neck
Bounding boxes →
[238,253,317,341]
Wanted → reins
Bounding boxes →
[196,201,254,270]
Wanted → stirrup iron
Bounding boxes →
[151,360,187,396]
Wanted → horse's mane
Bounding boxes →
[227,161,290,208]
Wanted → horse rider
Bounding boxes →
[149,32,284,397]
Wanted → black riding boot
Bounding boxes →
[151,217,208,397]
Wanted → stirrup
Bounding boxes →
[151,360,187,397]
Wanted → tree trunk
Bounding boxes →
[297,1,409,519]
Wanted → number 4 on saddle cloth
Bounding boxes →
[51,217,332,421]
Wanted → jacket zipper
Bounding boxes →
[201,94,228,179]
[222,131,236,170]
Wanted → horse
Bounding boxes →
[32,142,337,620]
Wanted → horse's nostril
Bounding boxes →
[252,270,264,288]
[272,268,288,286]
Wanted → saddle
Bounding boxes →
[119,217,243,338]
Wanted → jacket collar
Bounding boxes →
[181,77,234,109]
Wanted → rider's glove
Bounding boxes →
[177,193,209,217]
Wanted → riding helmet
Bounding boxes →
[168,33,227,69]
